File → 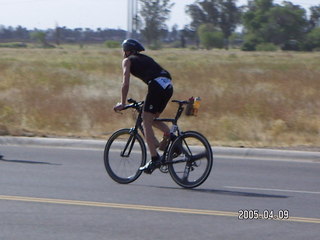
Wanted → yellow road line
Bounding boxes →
[0,195,319,224]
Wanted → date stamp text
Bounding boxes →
[238,209,289,220]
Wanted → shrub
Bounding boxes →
[281,40,301,51]
[198,24,224,50]
[104,40,120,48]
[301,28,320,51]
[241,34,264,51]
[0,42,27,48]
[256,42,278,51]
[148,41,162,50]
[241,41,256,51]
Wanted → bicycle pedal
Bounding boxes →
[160,165,168,173]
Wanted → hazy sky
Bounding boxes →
[0,0,318,30]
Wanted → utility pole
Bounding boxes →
[127,0,138,38]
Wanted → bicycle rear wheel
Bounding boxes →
[104,128,147,184]
[168,131,213,188]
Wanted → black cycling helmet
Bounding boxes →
[122,39,145,52]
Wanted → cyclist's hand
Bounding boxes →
[113,103,125,112]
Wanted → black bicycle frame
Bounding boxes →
[122,99,190,165]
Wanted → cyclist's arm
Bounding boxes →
[121,58,131,105]
[114,58,131,111]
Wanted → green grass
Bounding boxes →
[0,47,319,148]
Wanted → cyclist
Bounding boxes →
[113,39,173,174]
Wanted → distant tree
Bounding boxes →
[267,2,308,45]
[242,0,274,39]
[30,31,46,44]
[55,26,61,46]
[181,25,198,47]
[186,0,219,30]
[186,0,241,49]
[219,0,242,48]
[30,31,54,48]
[15,26,29,40]
[309,5,320,29]
[197,23,224,49]
[242,0,308,50]
[302,27,320,51]
[139,0,174,48]
[170,24,179,42]
[1,26,14,39]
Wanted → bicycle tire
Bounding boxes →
[167,131,213,188]
[104,128,147,184]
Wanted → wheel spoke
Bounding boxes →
[190,151,207,161]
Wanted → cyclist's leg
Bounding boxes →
[140,111,162,174]
[152,83,173,150]
[153,118,170,134]
[140,89,161,173]
[154,121,171,151]
[140,80,173,173]
[142,80,171,157]
[142,111,158,158]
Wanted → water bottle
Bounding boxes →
[185,96,194,116]
[193,97,201,116]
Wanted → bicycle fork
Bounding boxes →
[120,132,136,157]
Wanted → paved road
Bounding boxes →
[0,143,319,240]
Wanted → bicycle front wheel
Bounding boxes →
[168,131,213,188]
[104,128,147,184]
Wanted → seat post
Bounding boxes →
[174,103,184,123]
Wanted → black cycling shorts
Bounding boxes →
[144,78,173,114]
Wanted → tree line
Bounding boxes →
[1,0,320,51]
[0,26,127,46]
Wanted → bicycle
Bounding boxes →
[104,98,213,188]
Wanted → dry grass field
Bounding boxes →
[0,46,319,148]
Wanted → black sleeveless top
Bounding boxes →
[128,53,171,84]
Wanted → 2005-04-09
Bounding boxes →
[238,209,290,220]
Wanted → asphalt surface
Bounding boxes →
[0,137,320,240]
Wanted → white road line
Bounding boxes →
[225,186,320,195]
[215,155,318,163]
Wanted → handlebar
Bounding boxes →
[123,98,144,110]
